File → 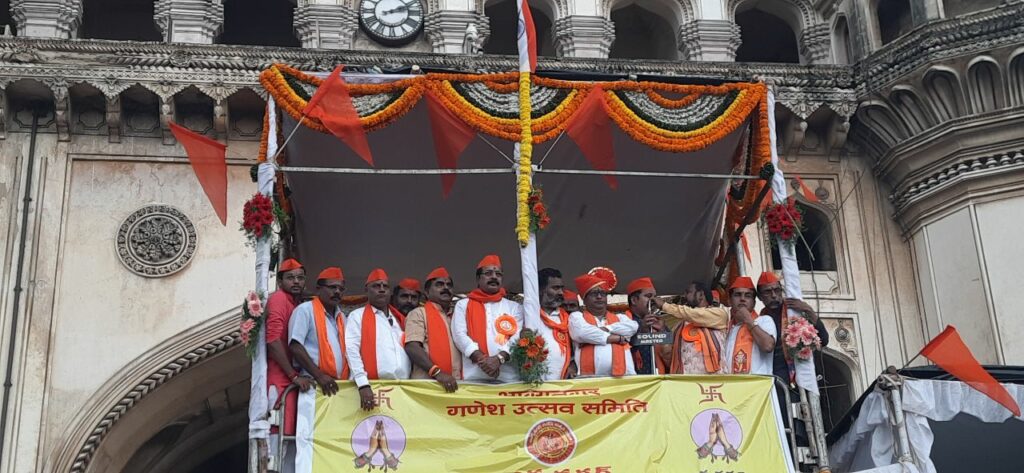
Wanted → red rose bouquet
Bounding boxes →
[241,192,287,247]
[511,329,550,386]
[763,199,804,247]
[527,187,551,234]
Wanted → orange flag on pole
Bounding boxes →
[566,86,617,190]
[793,175,820,203]
[303,66,374,166]
[424,90,475,198]
[921,325,1020,417]
[169,122,227,225]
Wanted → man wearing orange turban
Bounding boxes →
[404,267,461,392]
[451,254,524,382]
[562,289,581,313]
[289,267,349,399]
[345,269,411,411]
[391,278,422,316]
[265,258,310,462]
[569,273,639,377]
[722,276,776,375]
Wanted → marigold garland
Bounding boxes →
[516,70,533,247]
[258,106,271,163]
[644,89,700,109]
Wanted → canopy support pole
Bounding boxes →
[710,164,774,287]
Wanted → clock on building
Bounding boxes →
[359,0,425,46]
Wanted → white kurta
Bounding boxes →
[568,311,639,377]
[722,316,777,376]
[288,301,348,379]
[451,296,524,383]
[526,308,572,381]
[344,305,411,387]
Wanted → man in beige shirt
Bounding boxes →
[404,267,461,392]
[651,282,730,374]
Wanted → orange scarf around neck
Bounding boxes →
[729,311,759,374]
[312,297,348,379]
[540,307,571,378]
[579,311,628,377]
[669,323,722,374]
[425,302,454,375]
[359,304,406,380]
[466,288,506,357]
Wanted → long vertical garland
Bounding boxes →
[516,71,533,247]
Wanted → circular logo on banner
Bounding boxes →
[525,418,577,466]
[351,415,407,470]
[690,408,743,463]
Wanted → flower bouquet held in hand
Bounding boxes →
[240,291,265,359]
[783,316,822,361]
[511,329,550,387]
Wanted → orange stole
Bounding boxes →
[359,305,407,380]
[540,308,571,378]
[312,297,348,379]
[424,302,454,374]
[580,311,629,377]
[465,288,507,357]
[669,323,722,374]
[729,312,760,374]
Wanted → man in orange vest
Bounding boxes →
[288,267,349,397]
[346,269,411,411]
[722,276,776,375]
[569,273,638,377]
[404,267,461,392]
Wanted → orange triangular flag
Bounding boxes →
[739,232,753,264]
[921,325,1020,417]
[566,86,617,190]
[169,122,227,225]
[793,175,820,203]
[424,90,476,198]
[303,66,374,166]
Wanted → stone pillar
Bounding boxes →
[10,0,82,39]
[678,20,741,61]
[553,16,614,59]
[154,0,224,44]
[423,10,490,54]
[293,1,359,50]
[799,23,832,64]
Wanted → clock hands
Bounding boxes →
[381,5,408,15]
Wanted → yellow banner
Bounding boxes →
[304,375,790,473]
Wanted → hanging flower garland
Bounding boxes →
[511,329,550,387]
[241,291,265,359]
[527,187,551,234]
[516,70,533,247]
[763,199,804,247]
[241,192,288,247]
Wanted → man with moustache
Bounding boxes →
[624,277,668,375]
[722,276,776,375]
[562,289,580,314]
[404,267,460,391]
[346,269,411,411]
[289,267,349,397]
[451,254,524,383]
[648,281,730,375]
[755,271,829,387]
[391,278,421,316]
[569,273,639,377]
[527,268,576,380]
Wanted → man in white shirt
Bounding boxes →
[569,273,639,377]
[289,267,349,397]
[525,268,575,380]
[346,269,411,411]
[451,254,524,383]
[722,276,776,375]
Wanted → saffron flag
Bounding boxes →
[424,90,476,198]
[169,121,227,225]
[293,376,792,472]
[566,86,617,189]
[303,66,374,166]
[921,325,1021,416]
[516,0,537,72]
[793,175,820,203]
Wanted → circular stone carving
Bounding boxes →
[116,205,197,277]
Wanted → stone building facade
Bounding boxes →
[0,0,1020,471]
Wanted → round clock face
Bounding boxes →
[359,0,424,46]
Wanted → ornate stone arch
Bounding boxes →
[479,0,567,19]
[856,100,910,147]
[921,66,965,122]
[728,0,817,32]
[46,309,242,473]
[965,56,1006,114]
[601,0,695,25]
[888,85,937,134]
[1008,47,1024,107]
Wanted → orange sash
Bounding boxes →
[540,308,571,378]
[669,323,722,374]
[312,297,348,379]
[466,288,506,357]
[425,302,454,375]
[729,312,760,374]
[580,311,628,377]
[359,304,406,380]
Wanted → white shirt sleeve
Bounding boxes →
[450,299,478,356]
[606,314,639,337]
[345,309,369,387]
[288,303,311,345]
[755,316,777,353]
[569,311,609,345]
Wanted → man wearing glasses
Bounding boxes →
[569,273,638,377]
[451,254,524,382]
[755,271,829,387]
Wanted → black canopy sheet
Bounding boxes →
[281,101,746,294]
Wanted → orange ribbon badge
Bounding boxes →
[494,314,518,345]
